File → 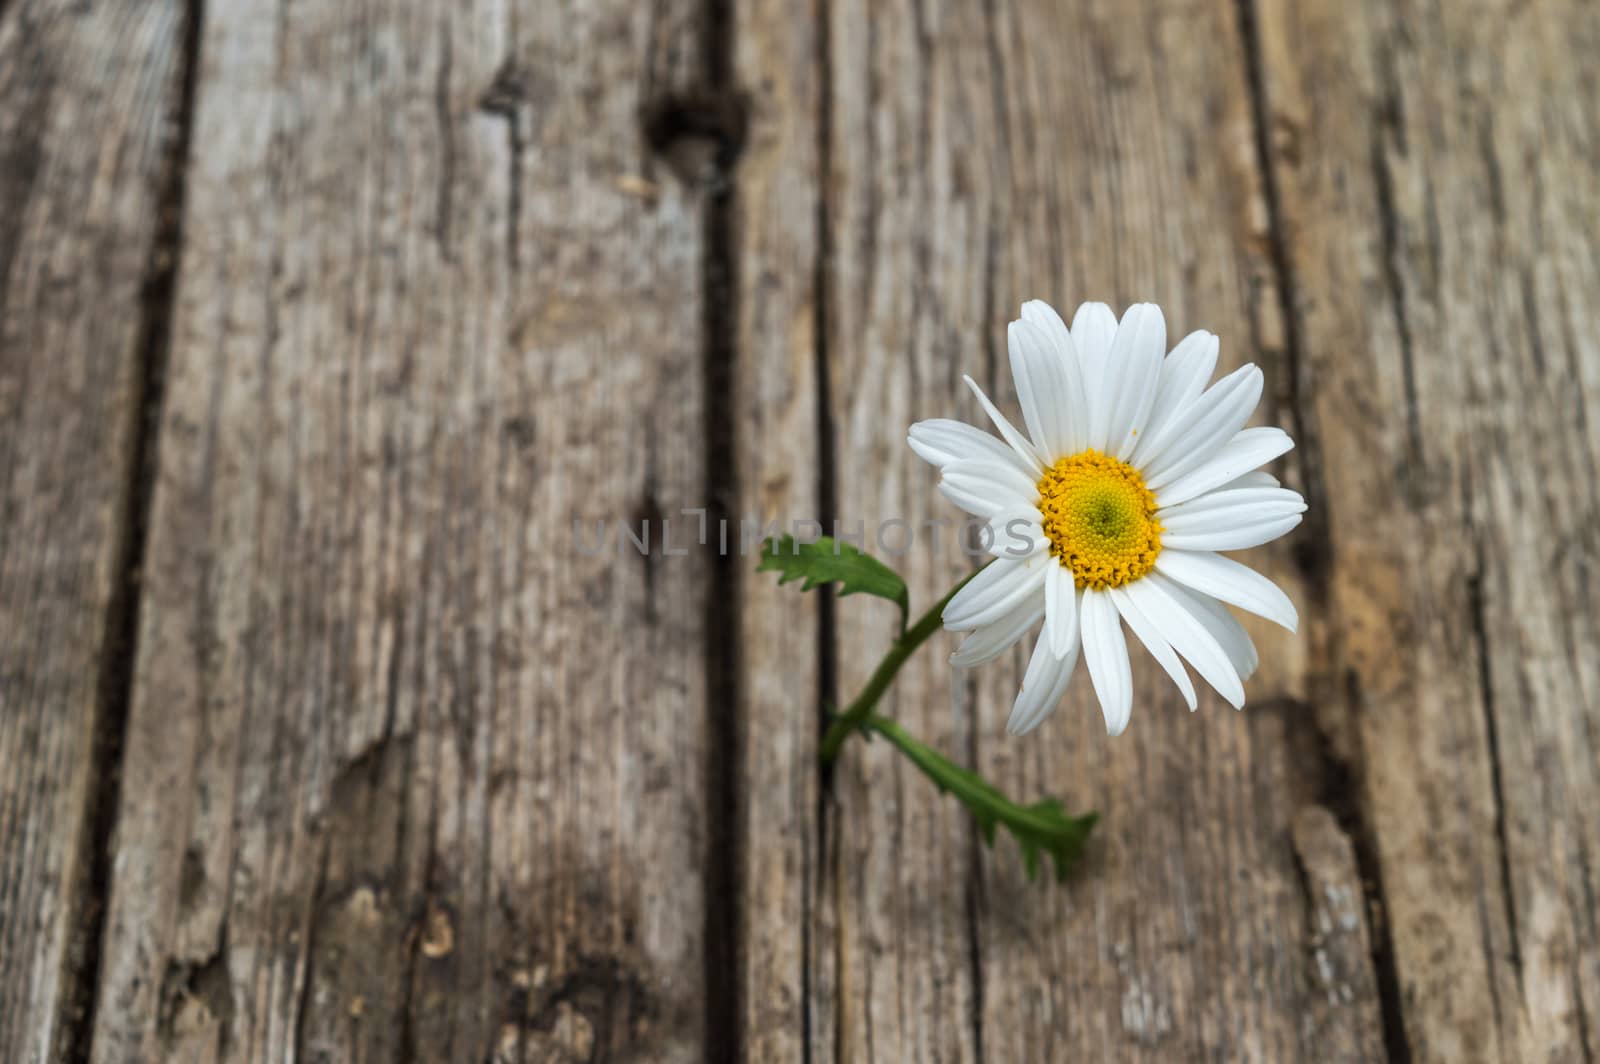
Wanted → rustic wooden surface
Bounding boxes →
[1,0,1596,1061]
[0,1,186,1060]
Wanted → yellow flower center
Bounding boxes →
[1037,450,1162,590]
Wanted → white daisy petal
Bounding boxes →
[943,557,1052,631]
[1108,584,1198,710]
[909,418,1035,476]
[1219,470,1280,491]
[1008,627,1080,736]
[1020,299,1073,354]
[943,458,1039,507]
[951,594,1045,668]
[1009,317,1082,461]
[1153,427,1295,508]
[983,511,1048,559]
[1162,515,1303,552]
[1071,302,1118,422]
[1100,303,1167,460]
[1043,563,1079,657]
[1158,486,1307,528]
[1014,303,1090,457]
[1154,549,1298,632]
[1141,364,1264,488]
[1079,589,1133,736]
[1133,330,1220,467]
[1123,576,1245,708]
[1070,301,1119,373]
[963,375,1045,475]
[1164,581,1258,681]
[939,478,1019,520]
[1158,486,1307,551]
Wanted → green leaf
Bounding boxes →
[862,713,1098,882]
[758,535,910,631]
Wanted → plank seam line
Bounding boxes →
[1232,1,1413,1061]
[810,3,838,1063]
[699,0,745,1060]
[64,0,206,1059]
[1367,45,1426,481]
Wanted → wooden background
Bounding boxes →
[2,0,1597,1060]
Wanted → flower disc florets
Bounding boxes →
[1037,449,1162,590]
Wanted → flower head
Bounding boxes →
[910,300,1303,736]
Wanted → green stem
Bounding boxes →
[861,713,1078,837]
[818,567,980,763]
[862,711,1098,881]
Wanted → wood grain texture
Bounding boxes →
[1290,805,1386,1063]
[86,1,718,1060]
[0,1,183,1059]
[1257,0,1600,1058]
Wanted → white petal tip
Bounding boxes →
[1006,706,1047,736]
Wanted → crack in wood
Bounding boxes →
[1467,538,1523,990]
[291,835,332,1060]
[1575,964,1597,1064]
[477,57,527,273]
[962,698,988,1064]
[432,17,455,261]
[62,0,205,1060]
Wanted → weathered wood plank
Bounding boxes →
[816,1,994,1057]
[88,1,719,1060]
[1257,0,1600,1057]
[0,1,184,1059]
[799,0,1385,1059]
[727,0,828,1059]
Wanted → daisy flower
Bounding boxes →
[909,300,1304,737]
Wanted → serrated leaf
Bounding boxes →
[861,713,1098,882]
[758,535,909,630]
